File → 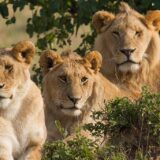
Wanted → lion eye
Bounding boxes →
[112,31,120,36]
[59,75,67,83]
[81,76,88,84]
[135,31,142,37]
[5,64,13,73]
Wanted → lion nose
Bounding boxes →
[0,83,5,89]
[68,95,81,104]
[120,48,136,58]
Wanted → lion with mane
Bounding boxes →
[93,2,160,93]
[40,50,135,141]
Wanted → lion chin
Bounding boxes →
[61,108,82,116]
[0,99,11,109]
[118,63,140,73]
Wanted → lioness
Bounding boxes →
[93,2,160,93]
[40,50,134,141]
[0,41,46,160]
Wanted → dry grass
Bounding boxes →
[0,5,35,48]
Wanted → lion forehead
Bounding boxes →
[111,14,147,32]
[50,59,91,77]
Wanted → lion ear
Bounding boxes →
[145,10,160,31]
[12,40,35,65]
[84,51,102,73]
[39,50,63,75]
[92,11,115,33]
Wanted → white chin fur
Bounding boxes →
[0,99,12,109]
[0,88,16,109]
[61,109,82,117]
[119,63,140,73]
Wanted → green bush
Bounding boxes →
[42,134,98,160]
[86,88,160,159]
[43,88,160,159]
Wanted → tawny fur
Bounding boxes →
[40,50,135,141]
[93,2,160,93]
[0,41,46,160]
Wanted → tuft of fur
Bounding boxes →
[119,2,131,13]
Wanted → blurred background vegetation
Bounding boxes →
[1,0,160,53]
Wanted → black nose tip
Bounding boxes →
[120,48,136,57]
[68,95,81,104]
[0,83,5,89]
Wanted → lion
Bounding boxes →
[0,41,46,160]
[40,50,135,141]
[93,2,160,93]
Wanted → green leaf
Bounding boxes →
[0,2,8,18]
[6,16,16,25]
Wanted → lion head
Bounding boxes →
[93,2,160,76]
[40,50,102,117]
[0,41,35,109]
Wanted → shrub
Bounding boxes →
[86,88,160,159]
[42,134,98,160]
[42,88,160,159]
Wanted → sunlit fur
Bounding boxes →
[93,2,160,93]
[0,41,46,160]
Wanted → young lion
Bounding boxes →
[93,2,160,93]
[40,50,134,141]
[0,41,46,160]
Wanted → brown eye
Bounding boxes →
[5,64,13,73]
[112,31,120,36]
[81,76,88,85]
[59,75,67,83]
[135,31,142,37]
